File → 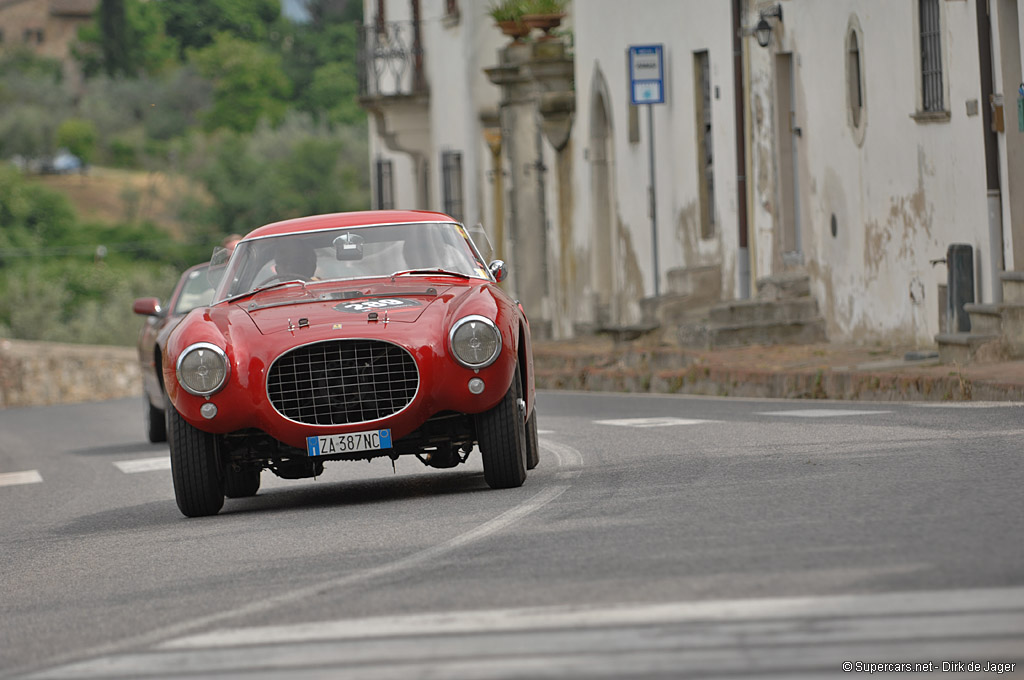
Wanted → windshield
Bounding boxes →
[214,222,490,302]
[173,265,215,315]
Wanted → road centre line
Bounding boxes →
[0,470,42,487]
[114,457,170,474]
[14,438,583,678]
[160,585,1024,650]
[758,409,890,418]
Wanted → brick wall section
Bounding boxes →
[0,339,141,408]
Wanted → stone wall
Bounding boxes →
[0,340,141,408]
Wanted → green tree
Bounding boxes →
[190,34,291,133]
[160,0,282,58]
[56,118,98,167]
[75,0,178,77]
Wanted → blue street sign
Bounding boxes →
[629,44,665,105]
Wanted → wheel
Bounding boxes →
[525,408,540,470]
[476,365,527,489]
[224,464,260,498]
[145,397,167,443]
[168,406,224,517]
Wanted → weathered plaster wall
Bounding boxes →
[748,0,992,345]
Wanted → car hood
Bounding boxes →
[239,282,464,335]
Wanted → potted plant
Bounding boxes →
[489,0,530,41]
[521,0,567,37]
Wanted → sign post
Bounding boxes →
[629,44,665,297]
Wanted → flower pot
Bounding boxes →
[496,20,530,41]
[522,12,564,38]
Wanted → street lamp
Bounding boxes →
[754,4,783,48]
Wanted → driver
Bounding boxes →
[274,239,318,281]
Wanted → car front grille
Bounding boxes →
[267,340,418,425]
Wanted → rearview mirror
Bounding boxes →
[334,232,364,261]
[488,259,508,283]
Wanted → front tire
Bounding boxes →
[168,406,224,517]
[525,408,540,470]
[476,366,527,489]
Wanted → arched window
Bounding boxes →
[845,17,867,144]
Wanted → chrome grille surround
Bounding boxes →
[267,339,419,426]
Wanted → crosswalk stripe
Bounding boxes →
[758,409,890,418]
[0,470,42,487]
[594,417,715,427]
[114,457,170,474]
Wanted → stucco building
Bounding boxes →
[0,0,97,83]
[360,0,1024,349]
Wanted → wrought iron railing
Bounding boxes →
[357,20,427,98]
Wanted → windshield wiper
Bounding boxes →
[390,268,470,281]
[224,279,308,304]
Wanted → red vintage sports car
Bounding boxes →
[133,261,217,443]
[161,210,538,517]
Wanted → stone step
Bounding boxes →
[963,303,1002,335]
[998,303,1024,357]
[1000,270,1024,304]
[755,272,811,301]
[707,318,827,348]
[935,332,1000,365]
[709,297,820,326]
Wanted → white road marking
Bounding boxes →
[113,457,170,474]
[18,439,586,680]
[0,470,42,487]
[160,585,1024,649]
[30,587,1024,679]
[594,417,715,428]
[758,409,890,418]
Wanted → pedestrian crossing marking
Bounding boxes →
[758,409,890,418]
[114,457,171,474]
[0,470,42,487]
[594,417,714,428]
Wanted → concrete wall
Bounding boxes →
[0,340,140,409]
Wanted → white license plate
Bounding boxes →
[306,429,393,457]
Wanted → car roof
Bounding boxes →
[241,210,458,241]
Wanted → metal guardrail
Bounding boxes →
[357,20,427,98]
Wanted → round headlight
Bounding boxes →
[176,343,229,396]
[449,315,501,369]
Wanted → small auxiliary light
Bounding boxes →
[468,378,485,395]
[200,403,218,420]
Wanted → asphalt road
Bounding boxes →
[1,392,1022,679]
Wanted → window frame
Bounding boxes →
[375,158,395,210]
[912,0,950,122]
[441,150,464,222]
[846,15,867,145]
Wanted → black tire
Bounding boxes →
[145,397,167,443]
[224,465,261,498]
[168,406,224,517]
[476,366,528,489]
[525,408,540,470]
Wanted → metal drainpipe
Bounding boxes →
[732,0,751,299]
[976,0,1004,303]
[411,0,425,93]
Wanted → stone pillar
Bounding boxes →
[486,38,574,340]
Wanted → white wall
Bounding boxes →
[572,0,738,309]
[747,0,992,344]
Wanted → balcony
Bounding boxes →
[358,20,427,99]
